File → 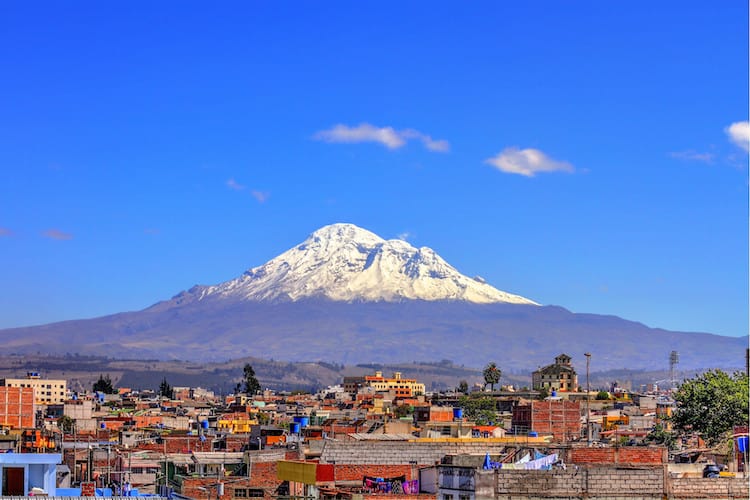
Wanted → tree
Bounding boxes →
[596,391,610,400]
[93,374,116,394]
[483,362,501,391]
[393,404,414,419]
[457,380,469,394]
[671,369,749,445]
[459,395,498,425]
[58,415,75,433]
[243,364,261,395]
[159,378,175,399]
[645,423,676,450]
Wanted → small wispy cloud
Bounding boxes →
[726,121,749,152]
[43,229,73,240]
[397,231,412,241]
[226,178,246,191]
[144,228,161,236]
[313,123,449,152]
[668,150,715,163]
[251,190,270,203]
[485,147,574,177]
[400,129,450,152]
[0,227,13,237]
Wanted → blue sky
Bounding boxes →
[1,2,747,338]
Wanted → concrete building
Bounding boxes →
[0,453,61,496]
[532,354,579,392]
[0,372,68,405]
[64,399,94,420]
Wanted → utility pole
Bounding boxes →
[585,352,591,446]
[73,422,77,484]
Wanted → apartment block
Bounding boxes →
[0,372,67,405]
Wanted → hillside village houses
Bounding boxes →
[0,356,745,500]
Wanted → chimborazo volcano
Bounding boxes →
[1,223,744,371]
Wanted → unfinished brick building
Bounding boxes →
[511,400,581,442]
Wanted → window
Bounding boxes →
[234,488,247,498]
[247,489,264,497]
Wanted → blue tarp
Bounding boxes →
[738,436,748,453]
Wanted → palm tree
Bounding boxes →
[483,362,501,391]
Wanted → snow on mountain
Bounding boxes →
[185,223,538,305]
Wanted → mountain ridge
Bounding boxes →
[0,223,743,372]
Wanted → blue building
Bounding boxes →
[0,453,61,496]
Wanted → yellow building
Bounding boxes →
[364,371,425,397]
[0,372,67,405]
[217,417,258,434]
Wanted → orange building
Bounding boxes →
[0,386,35,429]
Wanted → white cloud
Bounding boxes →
[400,129,450,152]
[313,123,449,152]
[43,229,73,240]
[485,147,574,177]
[726,121,749,152]
[397,231,411,241]
[668,150,715,163]
[251,190,270,203]
[226,178,246,191]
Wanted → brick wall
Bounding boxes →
[495,466,663,498]
[530,400,581,442]
[333,464,413,481]
[225,436,248,452]
[0,386,34,429]
[671,477,749,499]
[137,436,213,454]
[178,462,281,499]
[461,465,750,500]
[569,446,665,464]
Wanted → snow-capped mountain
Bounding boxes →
[180,223,538,305]
[0,222,743,371]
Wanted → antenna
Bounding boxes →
[669,351,679,389]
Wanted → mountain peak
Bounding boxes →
[178,223,538,306]
[309,223,384,243]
